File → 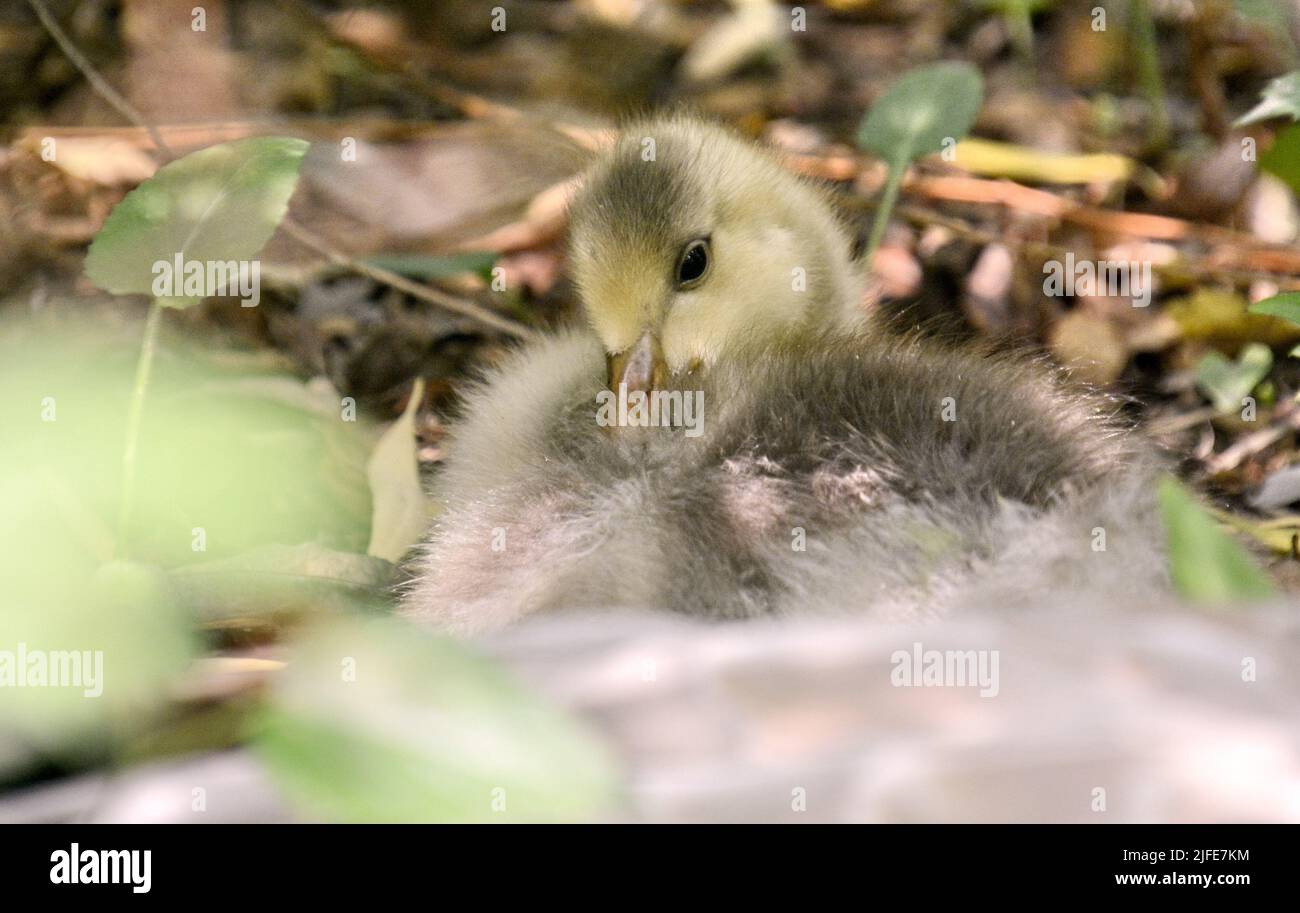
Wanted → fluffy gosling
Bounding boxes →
[401,114,1167,634]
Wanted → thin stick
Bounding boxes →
[278,218,537,338]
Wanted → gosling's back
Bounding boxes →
[401,326,1165,632]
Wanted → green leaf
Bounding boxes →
[1194,343,1273,413]
[1236,71,1300,127]
[366,379,430,562]
[85,137,309,307]
[0,316,374,571]
[169,544,398,622]
[1249,291,1300,327]
[361,252,497,281]
[253,616,619,822]
[856,62,985,166]
[1259,123,1300,196]
[1159,477,1275,604]
[0,549,196,752]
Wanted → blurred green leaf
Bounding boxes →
[1194,344,1273,412]
[1249,292,1300,327]
[1165,287,1300,350]
[254,617,619,823]
[1159,477,1275,604]
[0,313,380,765]
[857,62,985,165]
[1259,123,1300,196]
[1236,72,1300,127]
[366,379,430,562]
[0,541,195,755]
[170,544,397,623]
[361,252,497,281]
[85,137,309,306]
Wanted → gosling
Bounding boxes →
[401,114,1167,634]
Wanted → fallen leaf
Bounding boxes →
[952,137,1139,185]
[31,136,159,186]
[366,378,429,562]
[679,0,785,85]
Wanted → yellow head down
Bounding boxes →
[567,114,864,392]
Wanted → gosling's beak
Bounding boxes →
[607,331,667,393]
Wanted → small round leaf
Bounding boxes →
[85,137,309,306]
[856,62,985,164]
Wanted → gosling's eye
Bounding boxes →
[675,239,711,289]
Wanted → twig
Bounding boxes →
[275,0,523,123]
[798,139,1300,285]
[1145,405,1221,438]
[279,218,537,338]
[26,0,534,340]
[25,0,172,160]
[1203,407,1300,476]
[890,201,1300,289]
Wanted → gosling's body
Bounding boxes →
[401,115,1167,634]
[403,329,1165,634]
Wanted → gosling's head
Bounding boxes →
[568,114,863,391]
